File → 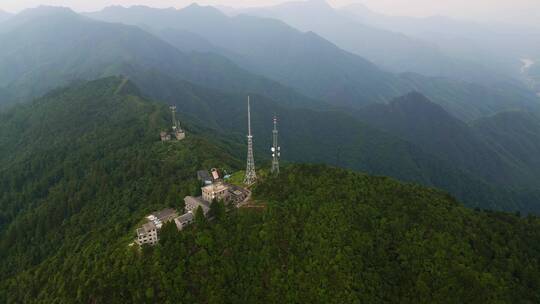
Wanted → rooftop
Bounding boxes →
[197,170,212,180]
[185,196,211,208]
[176,212,194,223]
[137,221,157,236]
[203,182,228,192]
[150,208,178,221]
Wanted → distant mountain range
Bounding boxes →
[1,6,540,214]
[356,92,540,188]
[0,6,318,110]
[341,3,540,82]
[87,4,540,121]
[1,5,540,302]
[231,0,510,84]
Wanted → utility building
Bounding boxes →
[202,182,230,203]
[136,222,158,246]
[201,182,249,205]
[135,208,179,246]
[184,196,210,214]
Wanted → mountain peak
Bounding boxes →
[17,6,77,18]
[385,92,462,122]
[179,3,226,18]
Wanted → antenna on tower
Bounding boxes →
[271,115,280,175]
[244,96,257,185]
[169,105,186,140]
[170,105,178,131]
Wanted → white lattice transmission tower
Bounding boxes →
[170,105,178,131]
[271,115,280,175]
[244,96,257,185]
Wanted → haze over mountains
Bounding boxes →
[234,0,498,81]
[1,2,540,302]
[87,4,540,121]
[341,3,540,87]
[0,10,11,22]
[0,4,539,214]
[0,6,318,109]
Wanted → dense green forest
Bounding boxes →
[0,77,244,300]
[0,77,539,303]
[3,163,540,303]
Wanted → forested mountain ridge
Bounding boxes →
[473,110,540,179]
[3,162,540,302]
[87,4,540,121]
[355,92,540,188]
[88,4,407,108]
[1,6,539,213]
[234,0,506,84]
[0,77,244,290]
[0,6,316,109]
[115,71,540,213]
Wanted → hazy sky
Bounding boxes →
[1,0,539,26]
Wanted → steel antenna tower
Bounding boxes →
[170,105,178,131]
[244,96,257,185]
[271,116,280,175]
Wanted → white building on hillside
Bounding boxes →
[136,222,158,246]
[135,208,179,246]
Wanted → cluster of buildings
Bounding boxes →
[138,97,279,246]
[135,168,249,246]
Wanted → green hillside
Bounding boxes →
[133,74,540,213]
[473,110,540,179]
[0,77,243,290]
[356,92,540,188]
[3,163,540,303]
[0,77,539,303]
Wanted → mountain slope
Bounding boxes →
[0,6,315,109]
[341,3,540,81]
[100,72,540,213]
[0,77,244,288]
[3,163,540,302]
[88,4,540,121]
[236,0,504,84]
[88,4,406,108]
[474,111,540,179]
[356,92,540,188]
